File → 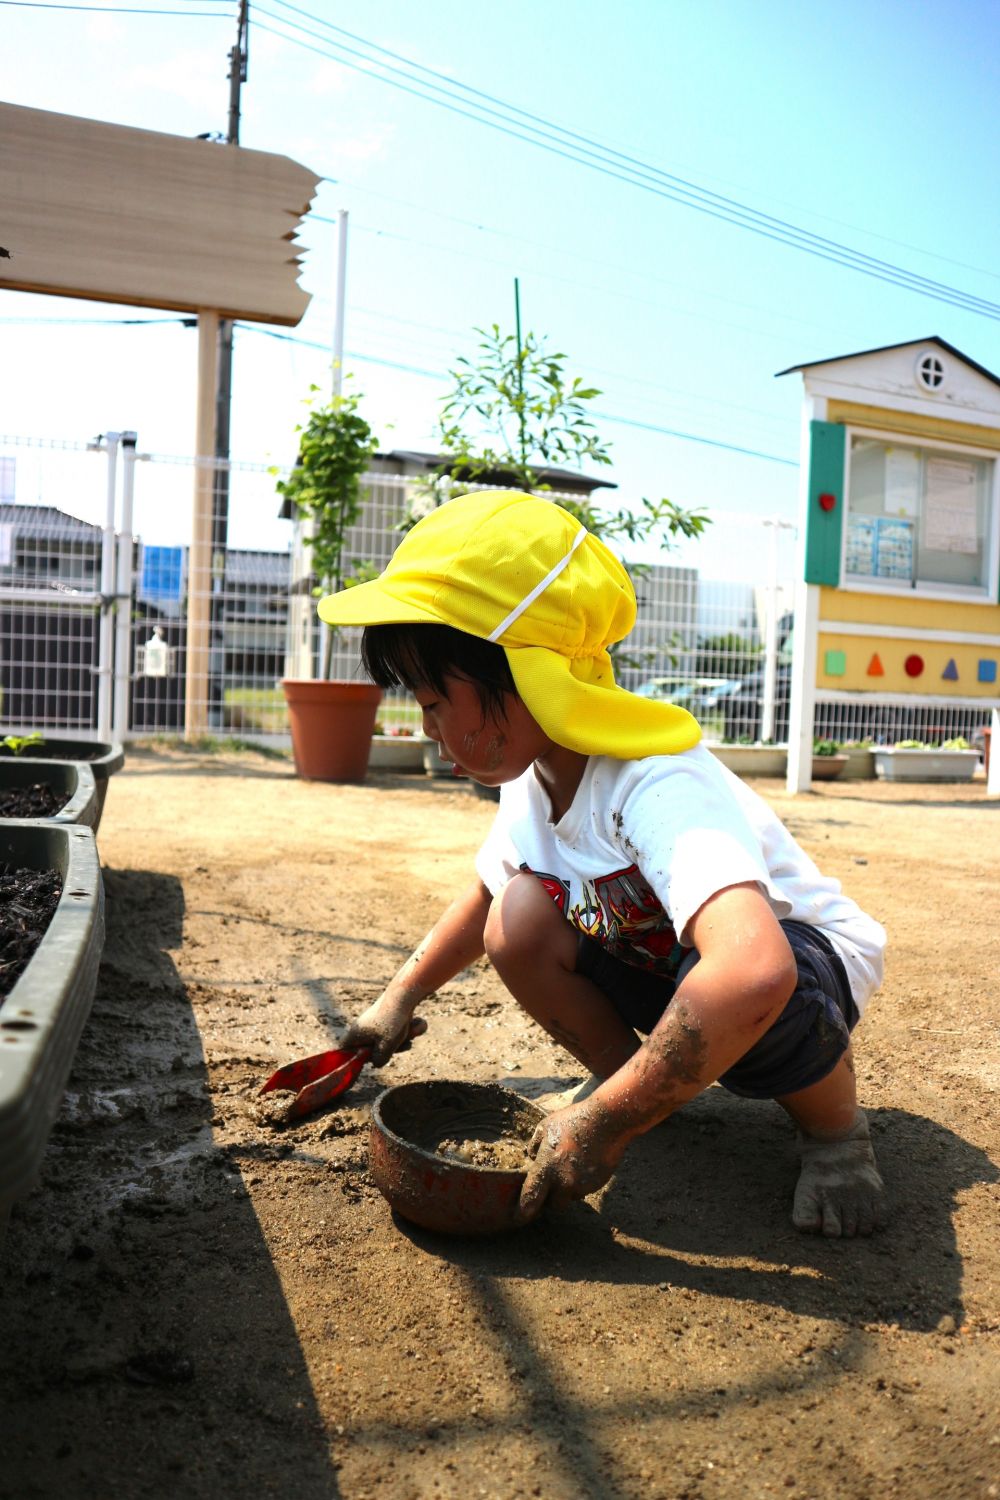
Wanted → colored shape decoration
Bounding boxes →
[904,654,924,678]
[824,649,846,677]
[867,653,884,677]
[978,659,998,684]
[942,659,959,682]
[818,492,837,512]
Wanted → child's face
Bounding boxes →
[414,675,553,786]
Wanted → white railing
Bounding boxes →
[1,431,992,773]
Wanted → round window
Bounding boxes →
[915,352,946,391]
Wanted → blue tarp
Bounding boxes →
[140,545,184,606]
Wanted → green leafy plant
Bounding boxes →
[438,323,610,490]
[813,738,843,756]
[893,739,928,749]
[421,321,710,676]
[275,387,379,678]
[2,732,44,756]
[940,737,971,750]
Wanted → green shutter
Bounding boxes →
[804,420,846,587]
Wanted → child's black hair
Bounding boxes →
[361,623,517,721]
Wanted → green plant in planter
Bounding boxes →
[940,737,971,750]
[2,732,44,756]
[893,739,928,750]
[275,387,379,679]
[812,738,843,756]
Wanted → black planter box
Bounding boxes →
[0,823,105,1244]
[0,759,99,827]
[0,738,124,831]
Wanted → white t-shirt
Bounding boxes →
[475,744,885,1013]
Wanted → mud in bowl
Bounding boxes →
[369,1079,545,1236]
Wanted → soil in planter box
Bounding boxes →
[0,864,63,1002]
[0,782,63,818]
[0,744,102,762]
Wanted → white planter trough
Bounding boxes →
[367,735,427,771]
[873,748,980,783]
[710,745,787,778]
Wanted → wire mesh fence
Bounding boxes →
[0,431,993,764]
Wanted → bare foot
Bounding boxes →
[793,1110,887,1237]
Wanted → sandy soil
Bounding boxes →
[0,746,997,1500]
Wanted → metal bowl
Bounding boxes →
[369,1080,546,1235]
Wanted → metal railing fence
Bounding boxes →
[1,430,992,763]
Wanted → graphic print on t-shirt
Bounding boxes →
[520,861,689,977]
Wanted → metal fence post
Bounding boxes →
[97,432,120,743]
[760,518,781,744]
[112,433,137,743]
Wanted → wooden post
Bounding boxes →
[185,310,220,739]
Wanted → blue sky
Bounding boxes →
[2,0,998,571]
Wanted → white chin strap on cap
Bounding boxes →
[487,525,587,644]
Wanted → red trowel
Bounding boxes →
[258,1045,371,1120]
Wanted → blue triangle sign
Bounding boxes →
[942,658,959,681]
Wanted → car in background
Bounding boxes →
[634,676,745,730]
[634,676,700,705]
[721,665,793,743]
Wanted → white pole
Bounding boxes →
[786,395,826,793]
[332,208,348,397]
[97,432,120,743]
[112,433,138,742]
[186,311,220,738]
[760,518,780,744]
[987,706,1000,797]
[317,208,350,677]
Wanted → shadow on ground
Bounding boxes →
[0,868,339,1500]
[395,1087,995,1334]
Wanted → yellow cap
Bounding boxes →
[317,490,700,758]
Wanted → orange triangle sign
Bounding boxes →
[867,653,884,677]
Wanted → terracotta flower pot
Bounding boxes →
[811,754,848,780]
[281,680,382,783]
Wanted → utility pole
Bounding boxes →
[332,208,348,396]
[209,0,248,726]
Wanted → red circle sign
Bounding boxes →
[904,654,924,677]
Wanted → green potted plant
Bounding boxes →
[276,388,383,783]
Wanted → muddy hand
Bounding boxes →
[340,1002,428,1067]
[516,1098,629,1224]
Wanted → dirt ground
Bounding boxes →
[0,745,998,1500]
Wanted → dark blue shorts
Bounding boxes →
[574,919,859,1100]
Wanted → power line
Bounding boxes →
[254,3,1000,323]
[339,309,797,432]
[0,315,196,325]
[348,222,812,349]
[0,309,795,433]
[0,1,227,12]
[312,199,838,340]
[593,411,797,466]
[240,326,797,466]
[274,0,998,286]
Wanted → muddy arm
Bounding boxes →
[341,878,493,1063]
